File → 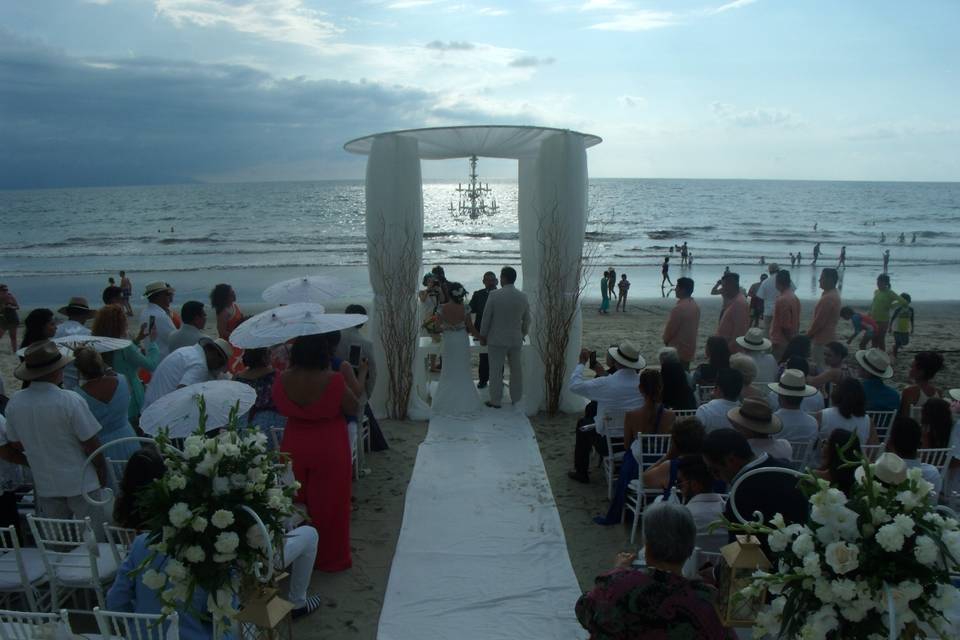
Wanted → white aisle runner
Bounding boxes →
[377,408,587,640]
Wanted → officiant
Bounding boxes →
[469,272,498,389]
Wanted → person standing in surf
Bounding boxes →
[661,256,673,291]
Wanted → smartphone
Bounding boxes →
[148,316,156,333]
[348,344,362,367]
[588,350,598,368]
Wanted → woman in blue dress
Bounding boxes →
[74,347,141,463]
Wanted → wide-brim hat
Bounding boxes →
[57,296,95,319]
[947,389,960,402]
[14,340,74,381]
[608,341,645,370]
[855,348,894,379]
[855,452,907,486]
[727,397,782,434]
[199,336,234,364]
[767,368,817,397]
[736,327,772,351]
[143,281,175,299]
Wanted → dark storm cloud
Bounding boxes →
[0,33,435,188]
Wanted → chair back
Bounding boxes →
[917,448,951,476]
[27,516,103,585]
[635,434,672,471]
[0,526,40,612]
[104,524,140,566]
[0,609,71,639]
[867,410,897,443]
[94,607,180,640]
[597,409,628,438]
[696,385,715,406]
[672,409,698,420]
[860,444,884,462]
[787,440,814,468]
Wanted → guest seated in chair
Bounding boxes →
[813,428,861,496]
[567,341,646,484]
[576,502,736,640]
[695,368,743,433]
[676,455,727,553]
[642,418,708,495]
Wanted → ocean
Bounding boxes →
[1,179,958,306]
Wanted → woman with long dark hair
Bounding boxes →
[210,283,245,373]
[661,360,697,410]
[19,308,56,350]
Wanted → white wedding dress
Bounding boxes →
[430,307,483,418]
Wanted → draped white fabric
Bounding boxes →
[347,126,599,418]
[376,408,586,640]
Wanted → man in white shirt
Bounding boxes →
[567,341,646,483]
[769,369,819,446]
[55,297,95,390]
[676,455,727,553]
[735,327,778,384]
[887,415,942,496]
[5,341,111,531]
[143,338,232,408]
[696,368,743,433]
[755,263,780,335]
[139,281,177,358]
[166,301,207,352]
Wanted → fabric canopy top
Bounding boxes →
[343,125,602,160]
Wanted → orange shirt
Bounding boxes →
[663,297,700,363]
[770,289,801,346]
[717,293,749,353]
[806,288,841,345]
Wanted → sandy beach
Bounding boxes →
[2,296,958,638]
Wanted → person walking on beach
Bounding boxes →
[661,256,673,290]
[812,242,821,265]
[870,273,907,351]
[882,249,890,273]
[789,253,796,268]
[663,277,699,370]
[796,251,802,265]
[119,271,133,317]
[838,246,847,267]
[806,268,842,367]
[680,241,688,266]
[911,233,917,243]
[898,232,905,244]
[890,293,914,358]
[616,273,630,312]
[0,284,20,353]
[599,271,611,314]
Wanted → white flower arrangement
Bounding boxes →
[130,401,300,635]
[731,443,960,639]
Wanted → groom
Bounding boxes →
[479,266,531,409]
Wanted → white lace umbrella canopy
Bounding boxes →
[345,125,601,419]
[262,275,349,305]
[139,380,256,437]
[229,303,367,349]
[16,335,131,357]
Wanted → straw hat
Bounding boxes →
[199,337,234,364]
[854,452,907,486]
[143,281,175,299]
[57,296,95,319]
[736,327,772,352]
[948,389,960,402]
[767,369,817,397]
[14,340,74,381]
[607,341,645,370]
[727,397,782,435]
[855,348,894,379]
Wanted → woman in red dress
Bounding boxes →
[273,334,360,571]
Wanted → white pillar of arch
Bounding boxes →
[364,134,430,419]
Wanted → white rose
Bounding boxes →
[168,502,192,528]
[184,545,206,563]
[825,541,859,575]
[914,535,939,566]
[811,487,847,509]
[164,559,188,581]
[142,569,167,591]
[876,523,905,552]
[211,509,235,529]
[214,531,240,555]
[191,516,208,533]
[792,533,815,558]
[166,473,187,491]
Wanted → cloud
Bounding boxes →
[579,0,631,10]
[709,0,759,14]
[588,10,678,31]
[618,95,645,107]
[711,101,802,128]
[386,0,440,8]
[509,55,555,68]
[0,33,451,188]
[475,7,509,16]
[425,40,475,51]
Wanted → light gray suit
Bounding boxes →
[479,284,531,406]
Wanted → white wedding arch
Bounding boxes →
[345,125,602,419]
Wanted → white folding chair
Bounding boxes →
[269,427,285,450]
[103,524,140,566]
[860,444,884,462]
[602,431,627,501]
[696,386,715,406]
[788,440,814,468]
[625,434,673,543]
[94,607,180,640]
[0,609,72,639]
[27,515,118,612]
[917,448,952,497]
[867,410,897,444]
[356,413,372,476]
[0,526,47,613]
[672,409,698,420]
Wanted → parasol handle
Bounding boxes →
[80,437,186,507]
[240,505,274,583]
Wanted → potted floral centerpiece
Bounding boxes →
[132,404,300,635]
[732,449,960,639]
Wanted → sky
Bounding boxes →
[1,0,958,188]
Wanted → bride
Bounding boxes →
[430,282,484,417]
